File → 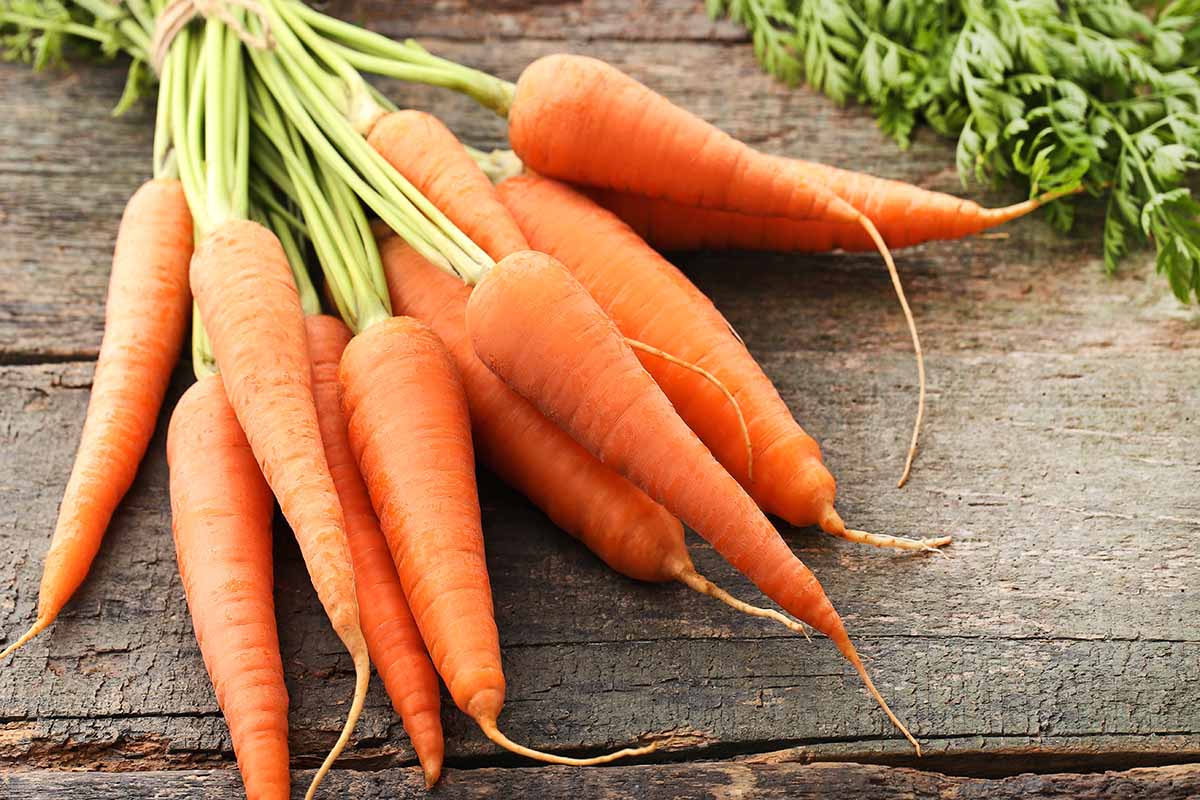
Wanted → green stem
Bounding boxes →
[291,2,515,115]
[250,72,391,332]
[246,36,489,283]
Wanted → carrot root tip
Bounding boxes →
[676,568,812,640]
[839,528,952,553]
[477,718,658,766]
[0,617,51,662]
[835,634,921,755]
[305,646,370,800]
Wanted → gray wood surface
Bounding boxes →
[1,0,1198,796]
[5,762,1200,799]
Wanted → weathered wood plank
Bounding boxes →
[5,762,1200,799]
[1,340,1196,771]
[330,0,748,42]
[2,0,1199,789]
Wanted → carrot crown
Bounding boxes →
[239,0,496,284]
[250,74,391,333]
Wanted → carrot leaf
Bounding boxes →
[712,0,1200,302]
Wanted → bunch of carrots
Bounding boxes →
[0,1,1075,797]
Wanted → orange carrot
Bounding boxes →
[167,374,289,800]
[586,179,1071,252]
[498,175,947,552]
[189,219,368,800]
[367,111,528,262]
[305,313,445,787]
[504,55,927,484]
[507,54,858,224]
[379,235,805,632]
[1,179,193,661]
[339,315,656,765]
[368,117,806,627]
[466,249,921,751]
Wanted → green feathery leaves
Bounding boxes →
[711,0,1200,302]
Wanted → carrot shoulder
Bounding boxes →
[168,374,289,800]
[507,54,857,224]
[305,313,445,788]
[3,179,193,661]
[189,219,368,799]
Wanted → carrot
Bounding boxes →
[466,249,921,751]
[189,219,368,800]
[1,179,193,661]
[585,180,1076,252]
[167,374,289,800]
[504,55,934,484]
[367,111,528,262]
[379,234,804,633]
[497,175,947,552]
[338,315,657,764]
[507,55,857,224]
[368,116,805,628]
[305,313,445,787]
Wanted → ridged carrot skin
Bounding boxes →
[506,54,858,224]
[368,111,528,262]
[587,171,1047,252]
[467,250,919,750]
[168,374,289,800]
[340,316,658,765]
[498,175,840,531]
[337,317,502,723]
[797,159,1048,249]
[378,237,689,583]
[305,314,445,788]
[467,251,841,636]
[1,179,193,660]
[189,219,369,798]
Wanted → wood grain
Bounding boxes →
[4,762,1200,799]
[0,0,1197,795]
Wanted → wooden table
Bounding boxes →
[2,2,1198,797]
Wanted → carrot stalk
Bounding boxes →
[1,178,193,661]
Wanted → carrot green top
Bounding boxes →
[250,73,390,334]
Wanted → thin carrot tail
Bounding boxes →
[0,617,52,662]
[829,625,921,755]
[979,183,1085,228]
[840,529,951,553]
[849,208,925,488]
[477,718,658,766]
[624,337,753,482]
[817,506,950,553]
[675,568,812,641]
[305,642,370,800]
